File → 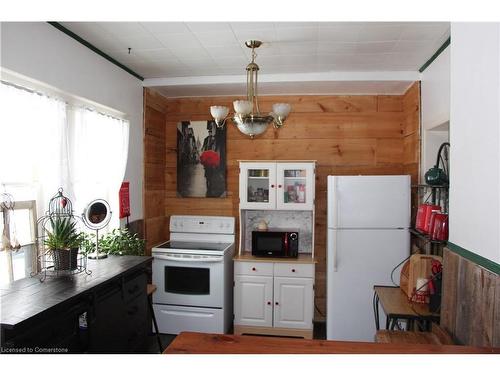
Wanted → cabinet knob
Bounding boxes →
[252,267,256,271]
[271,184,275,188]
[278,184,282,188]
[275,302,279,306]
[291,269,296,273]
[267,301,271,305]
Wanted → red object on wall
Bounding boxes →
[200,150,220,168]
[431,213,449,241]
[119,182,130,219]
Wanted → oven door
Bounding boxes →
[152,252,224,308]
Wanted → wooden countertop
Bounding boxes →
[374,285,439,319]
[0,255,152,329]
[234,253,316,264]
[163,332,500,354]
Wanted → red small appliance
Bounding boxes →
[415,204,428,231]
[431,213,449,241]
[427,210,440,237]
[416,204,441,233]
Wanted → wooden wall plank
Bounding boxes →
[166,96,380,115]
[377,96,404,112]
[493,276,500,347]
[143,88,169,254]
[442,247,499,348]
[441,248,459,338]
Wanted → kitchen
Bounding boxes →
[1,2,500,371]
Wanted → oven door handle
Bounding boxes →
[153,254,223,263]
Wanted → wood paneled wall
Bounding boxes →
[143,89,169,253]
[441,248,500,347]
[144,86,421,321]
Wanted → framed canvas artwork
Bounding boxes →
[176,120,227,198]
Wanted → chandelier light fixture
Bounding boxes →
[210,40,291,138]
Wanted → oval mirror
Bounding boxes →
[83,199,111,230]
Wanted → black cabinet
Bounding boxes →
[1,256,151,354]
[89,272,148,353]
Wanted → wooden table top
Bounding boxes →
[374,285,439,319]
[163,332,500,354]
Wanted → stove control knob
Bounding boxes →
[290,233,298,241]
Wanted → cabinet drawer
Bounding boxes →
[274,263,314,278]
[123,272,147,302]
[234,261,273,276]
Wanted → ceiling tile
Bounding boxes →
[173,47,211,59]
[274,42,317,55]
[95,22,149,38]
[318,25,362,42]
[115,35,164,51]
[207,45,246,59]
[186,22,233,33]
[156,33,204,49]
[232,29,278,44]
[400,23,450,41]
[140,22,191,34]
[357,25,404,42]
[274,27,318,43]
[355,41,397,54]
[318,42,357,54]
[193,31,240,47]
[230,22,275,31]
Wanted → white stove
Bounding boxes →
[152,215,235,335]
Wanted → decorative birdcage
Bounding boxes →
[33,188,91,281]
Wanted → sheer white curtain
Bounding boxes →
[68,107,129,229]
[0,81,130,281]
[0,82,69,217]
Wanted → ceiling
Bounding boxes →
[59,22,450,97]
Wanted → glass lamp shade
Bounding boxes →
[272,103,291,118]
[233,100,253,115]
[232,114,274,138]
[210,105,229,121]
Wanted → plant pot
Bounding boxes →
[52,247,79,271]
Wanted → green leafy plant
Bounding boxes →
[79,228,145,256]
[44,217,82,250]
[100,228,145,256]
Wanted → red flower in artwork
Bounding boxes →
[200,150,220,168]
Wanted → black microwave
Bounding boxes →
[251,230,299,258]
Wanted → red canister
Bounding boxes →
[416,204,429,232]
[431,213,449,241]
[428,210,441,237]
[423,204,441,233]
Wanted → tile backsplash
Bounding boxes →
[242,210,313,253]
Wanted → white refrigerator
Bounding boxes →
[326,175,410,342]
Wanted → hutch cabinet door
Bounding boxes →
[239,162,277,210]
[234,274,273,327]
[273,276,314,330]
[276,163,315,210]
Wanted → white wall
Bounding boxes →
[449,22,500,264]
[421,46,450,180]
[0,22,144,223]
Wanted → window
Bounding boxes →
[0,79,130,281]
[0,200,38,284]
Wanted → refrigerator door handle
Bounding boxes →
[328,229,338,272]
[332,230,338,272]
[328,176,339,228]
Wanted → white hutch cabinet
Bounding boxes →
[234,161,316,339]
[239,161,315,211]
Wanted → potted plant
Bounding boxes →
[44,216,82,270]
